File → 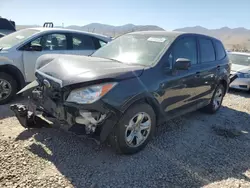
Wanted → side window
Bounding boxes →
[214,40,226,60]
[91,37,107,50]
[31,38,41,46]
[72,34,95,50]
[199,38,216,63]
[99,40,107,47]
[173,37,197,65]
[44,34,67,51]
[29,33,67,51]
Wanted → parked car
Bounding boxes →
[228,52,250,91]
[0,27,111,104]
[11,31,230,154]
[0,17,16,37]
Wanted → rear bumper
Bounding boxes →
[229,78,250,91]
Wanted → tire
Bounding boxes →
[0,72,17,105]
[109,103,156,155]
[202,84,225,114]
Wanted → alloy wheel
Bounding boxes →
[0,79,12,101]
[125,112,152,148]
[213,87,223,110]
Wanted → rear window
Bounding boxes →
[214,40,226,60]
[199,38,216,63]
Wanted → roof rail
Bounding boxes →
[43,22,54,28]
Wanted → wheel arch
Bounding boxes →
[0,64,26,91]
[219,79,229,96]
[121,94,165,125]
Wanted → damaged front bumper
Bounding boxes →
[10,81,120,142]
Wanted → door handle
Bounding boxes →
[195,72,200,78]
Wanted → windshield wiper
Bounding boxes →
[105,58,148,67]
[98,57,123,64]
[92,56,147,67]
[106,57,122,63]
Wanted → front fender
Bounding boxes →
[120,92,165,123]
[217,66,230,93]
[99,92,164,142]
[0,55,13,64]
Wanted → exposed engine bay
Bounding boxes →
[10,78,118,142]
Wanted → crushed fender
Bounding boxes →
[75,111,106,134]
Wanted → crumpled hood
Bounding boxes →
[36,54,144,87]
[231,64,250,74]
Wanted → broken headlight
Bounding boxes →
[66,82,117,104]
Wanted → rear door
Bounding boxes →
[194,37,218,107]
[22,33,69,82]
[67,33,107,56]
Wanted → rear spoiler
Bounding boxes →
[43,22,54,28]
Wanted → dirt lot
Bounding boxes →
[0,90,250,188]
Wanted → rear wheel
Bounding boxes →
[202,84,225,114]
[0,72,17,105]
[109,103,156,155]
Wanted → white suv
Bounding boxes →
[0,27,111,104]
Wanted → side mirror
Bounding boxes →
[174,58,191,70]
[29,44,42,52]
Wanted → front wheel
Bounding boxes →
[0,72,17,105]
[109,103,156,155]
[202,84,225,114]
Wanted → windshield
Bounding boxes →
[92,34,171,66]
[0,29,39,49]
[228,53,250,66]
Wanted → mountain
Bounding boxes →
[15,23,250,50]
[16,23,164,37]
[175,26,250,51]
[16,25,39,30]
[67,23,164,36]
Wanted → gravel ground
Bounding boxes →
[0,90,250,188]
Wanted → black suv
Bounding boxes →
[0,18,16,37]
[11,31,230,154]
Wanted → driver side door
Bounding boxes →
[160,36,200,117]
[21,33,69,82]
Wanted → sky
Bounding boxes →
[0,0,250,30]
